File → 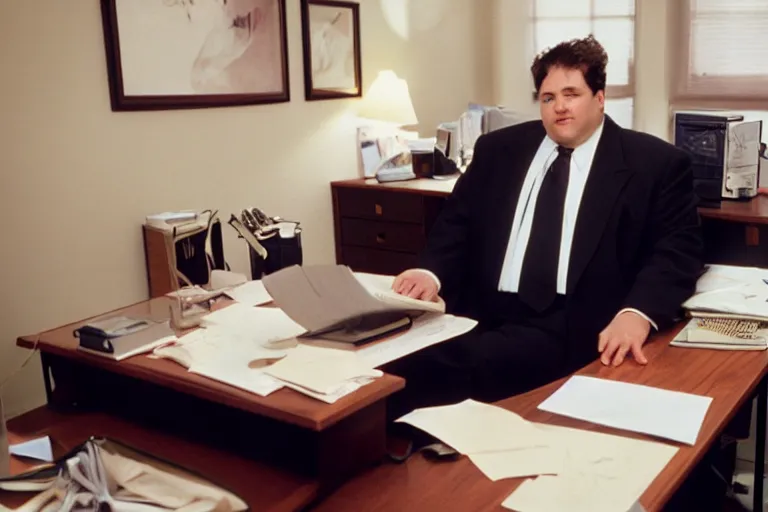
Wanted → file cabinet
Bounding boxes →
[330,179,454,275]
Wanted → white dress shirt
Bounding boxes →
[497,121,603,295]
[417,118,656,328]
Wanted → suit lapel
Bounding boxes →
[566,116,632,293]
[489,123,546,284]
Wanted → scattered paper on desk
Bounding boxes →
[501,424,675,512]
[694,264,768,295]
[538,376,712,445]
[190,354,285,397]
[469,446,562,481]
[468,423,677,486]
[281,375,381,404]
[396,399,549,454]
[201,304,306,342]
[503,473,642,512]
[224,280,272,307]
[10,437,53,462]
[683,281,768,319]
[265,344,381,395]
[356,313,478,368]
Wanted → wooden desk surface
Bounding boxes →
[314,325,768,512]
[332,177,457,197]
[2,407,318,511]
[698,195,768,224]
[16,298,404,432]
[333,178,768,225]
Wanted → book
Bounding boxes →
[262,265,445,344]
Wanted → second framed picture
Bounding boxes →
[300,0,362,101]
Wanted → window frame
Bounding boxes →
[670,0,768,110]
[529,0,637,101]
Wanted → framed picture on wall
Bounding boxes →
[100,0,290,111]
[300,0,362,101]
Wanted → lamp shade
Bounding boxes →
[357,70,418,126]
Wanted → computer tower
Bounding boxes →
[673,111,762,208]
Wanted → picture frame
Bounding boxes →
[100,0,290,111]
[300,0,362,101]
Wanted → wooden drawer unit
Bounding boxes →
[335,187,424,223]
[331,180,451,275]
[341,218,425,253]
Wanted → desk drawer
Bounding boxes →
[336,187,424,223]
[341,246,418,275]
[341,218,425,253]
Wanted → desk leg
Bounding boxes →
[754,374,767,512]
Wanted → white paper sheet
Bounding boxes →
[502,431,671,512]
[201,305,306,343]
[396,399,549,454]
[265,344,381,395]
[693,264,768,295]
[683,281,768,319]
[537,376,712,445]
[503,473,641,512]
[190,355,285,397]
[469,446,563,481]
[469,423,677,488]
[356,313,478,368]
[224,280,273,307]
[10,437,53,462]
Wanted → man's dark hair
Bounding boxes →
[531,35,608,97]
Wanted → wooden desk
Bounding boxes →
[2,407,318,511]
[331,178,768,274]
[698,195,768,267]
[16,297,405,501]
[314,325,768,512]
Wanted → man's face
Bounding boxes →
[538,66,604,148]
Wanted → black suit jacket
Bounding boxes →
[420,116,703,369]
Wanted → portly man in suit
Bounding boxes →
[387,35,703,415]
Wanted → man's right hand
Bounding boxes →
[392,269,439,302]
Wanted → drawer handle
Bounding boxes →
[376,233,386,244]
[375,203,383,216]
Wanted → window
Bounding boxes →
[673,0,768,108]
[530,0,636,128]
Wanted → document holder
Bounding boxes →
[0,437,248,511]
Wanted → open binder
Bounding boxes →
[0,437,247,511]
[262,265,444,344]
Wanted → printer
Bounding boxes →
[673,111,763,207]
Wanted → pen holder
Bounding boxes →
[0,396,9,477]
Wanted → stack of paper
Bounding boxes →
[396,389,690,512]
[676,264,768,350]
[264,345,383,403]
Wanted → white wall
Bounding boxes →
[0,0,493,417]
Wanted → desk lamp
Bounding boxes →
[356,70,419,181]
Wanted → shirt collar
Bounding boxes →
[541,116,605,172]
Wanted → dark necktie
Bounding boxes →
[517,146,573,312]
